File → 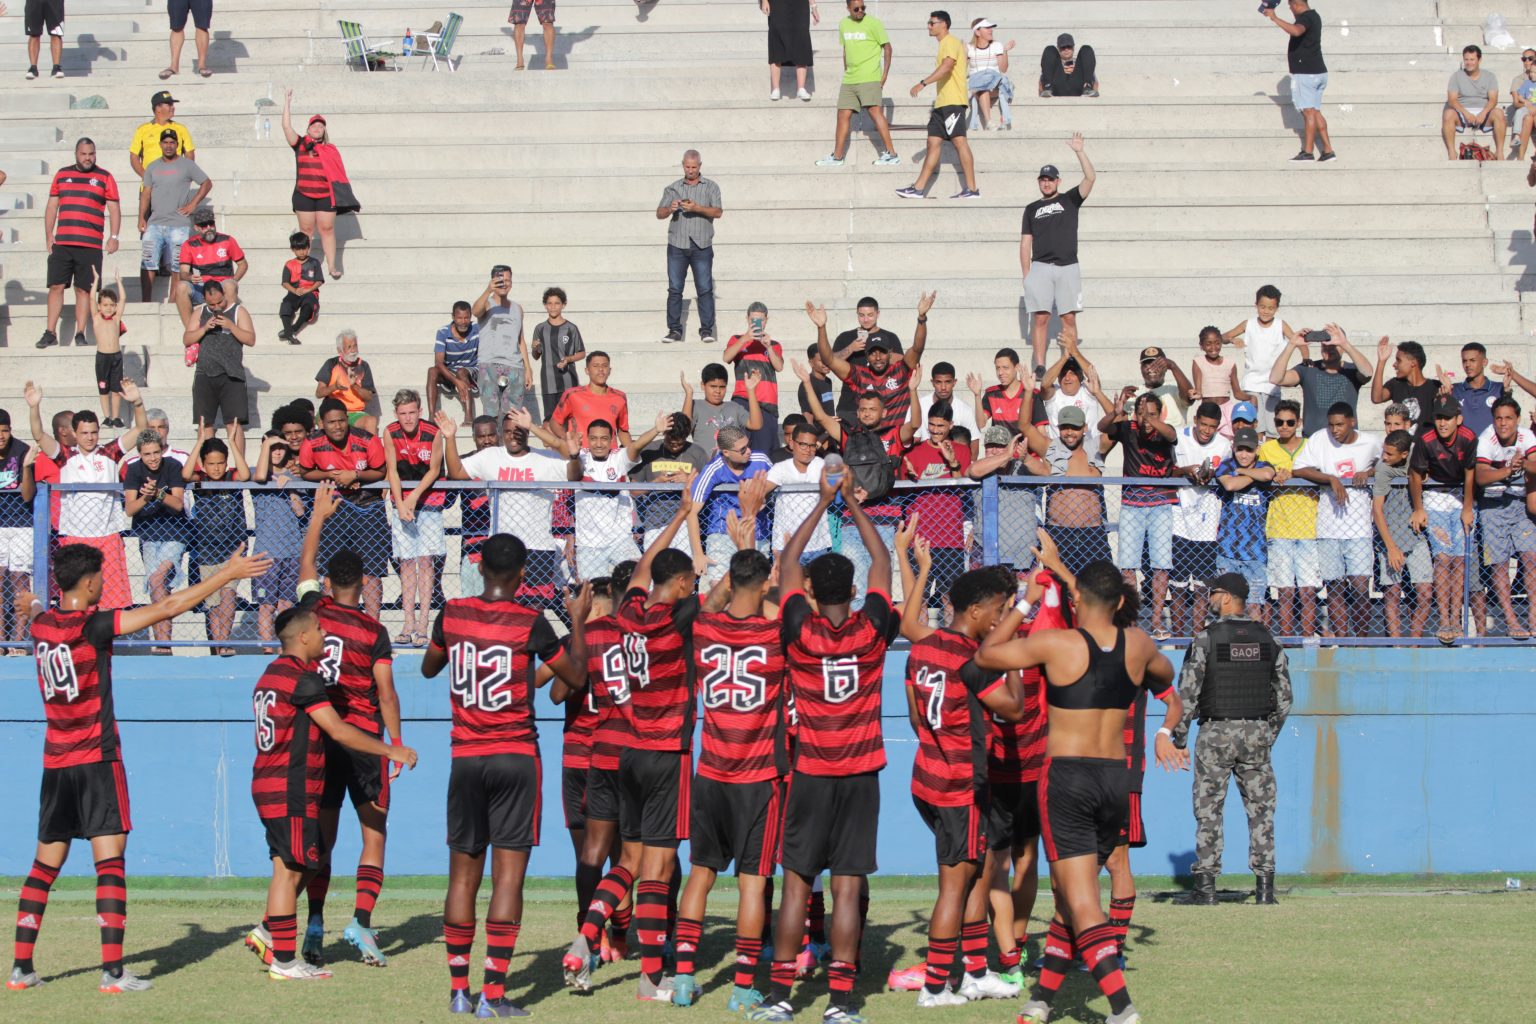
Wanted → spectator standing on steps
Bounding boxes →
[164,0,214,79]
[1267,0,1334,162]
[1039,32,1097,97]
[508,0,557,71]
[895,10,980,201]
[1019,134,1095,376]
[138,129,210,305]
[281,91,360,280]
[1174,574,1291,907]
[40,139,121,350]
[763,0,816,102]
[817,0,898,167]
[472,264,535,424]
[23,0,64,79]
[657,150,723,344]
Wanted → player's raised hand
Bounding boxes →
[912,535,933,572]
[737,474,770,523]
[818,460,841,503]
[916,290,937,317]
[312,480,341,520]
[120,378,141,406]
[1032,527,1066,576]
[224,549,275,581]
[894,511,921,552]
[790,358,812,383]
[566,581,592,623]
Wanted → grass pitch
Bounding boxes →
[1,874,1530,1024]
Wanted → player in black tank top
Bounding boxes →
[1048,628,1140,710]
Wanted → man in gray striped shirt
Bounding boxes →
[656,149,723,345]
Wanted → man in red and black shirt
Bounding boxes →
[300,397,388,618]
[758,467,898,1023]
[978,348,1047,430]
[900,398,974,615]
[173,207,247,328]
[1102,389,1178,635]
[1409,396,1479,642]
[247,603,416,983]
[811,294,931,443]
[672,547,787,1009]
[898,558,1024,1005]
[290,484,403,967]
[41,139,121,350]
[14,541,269,993]
[423,533,584,1017]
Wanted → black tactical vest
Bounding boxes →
[1198,618,1278,721]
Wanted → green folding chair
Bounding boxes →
[419,13,463,71]
[337,19,390,71]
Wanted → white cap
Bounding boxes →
[973,18,998,29]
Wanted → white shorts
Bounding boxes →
[0,527,33,574]
[1266,537,1320,589]
[391,506,447,559]
[574,537,641,583]
[1317,536,1372,581]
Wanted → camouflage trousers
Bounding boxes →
[1192,719,1277,875]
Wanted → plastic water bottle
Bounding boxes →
[824,453,844,488]
[261,118,270,141]
[402,29,414,56]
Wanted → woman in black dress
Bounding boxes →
[762,0,816,101]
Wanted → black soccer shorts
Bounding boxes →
[446,752,541,855]
[779,770,880,877]
[1039,756,1129,866]
[617,748,691,848]
[987,779,1041,851]
[927,104,969,141]
[94,351,124,397]
[689,775,784,877]
[561,765,588,830]
[585,765,621,824]
[38,762,132,842]
[263,814,327,871]
[320,733,391,812]
[914,794,987,867]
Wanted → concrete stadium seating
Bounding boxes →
[5,0,1536,433]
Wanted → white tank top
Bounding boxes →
[1241,317,1286,395]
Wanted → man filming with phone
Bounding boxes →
[1267,323,1373,436]
[1265,0,1334,162]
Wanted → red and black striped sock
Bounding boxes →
[354,864,384,929]
[674,917,703,976]
[1108,895,1135,955]
[961,919,990,978]
[767,958,796,1004]
[609,901,633,942]
[270,913,298,966]
[1035,918,1074,1006]
[923,935,957,995]
[305,865,331,921]
[635,880,670,984]
[94,856,127,977]
[579,866,633,945]
[806,889,826,944]
[12,859,59,975]
[443,919,475,992]
[828,959,856,1011]
[482,919,520,1001]
[734,935,763,989]
[999,944,1022,971]
[1078,921,1132,1015]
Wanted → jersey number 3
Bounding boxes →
[317,635,345,686]
[699,644,768,711]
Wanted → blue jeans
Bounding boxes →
[967,68,1014,129]
[666,242,716,336]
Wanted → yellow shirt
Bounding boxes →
[129,120,195,173]
[934,34,968,108]
[1257,438,1317,540]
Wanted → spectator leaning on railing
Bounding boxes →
[1291,402,1381,638]
[122,428,186,653]
[299,398,388,620]
[1372,430,1430,639]
[1408,397,1478,645]
[182,427,251,656]
[631,412,710,558]
[690,424,773,587]
[1475,396,1536,638]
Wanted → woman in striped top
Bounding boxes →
[281,91,348,281]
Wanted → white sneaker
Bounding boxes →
[770,88,781,101]
[873,151,901,166]
[268,958,333,981]
[797,88,812,101]
[816,155,846,166]
[958,970,1020,1000]
[915,987,968,1008]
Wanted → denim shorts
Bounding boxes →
[1480,499,1536,564]
[1291,72,1328,112]
[1116,504,1173,571]
[1267,537,1320,588]
[139,538,187,589]
[1317,536,1372,580]
[1216,555,1268,599]
[141,224,189,272]
[1378,541,1431,587]
[1425,507,1469,559]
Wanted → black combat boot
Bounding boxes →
[1191,873,1218,906]
[1255,873,1278,905]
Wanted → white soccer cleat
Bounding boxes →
[268,959,333,981]
[959,970,1021,1000]
[99,969,153,993]
[915,987,969,1007]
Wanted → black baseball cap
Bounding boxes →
[866,338,891,352]
[1208,572,1249,602]
[1233,427,1260,450]
[1139,346,1167,364]
[1038,164,1061,180]
[1433,397,1462,419]
[192,206,216,225]
[151,90,177,107]
[1057,33,1075,48]
[159,127,179,142]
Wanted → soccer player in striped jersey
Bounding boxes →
[896,526,1026,1006]
[750,466,898,1024]
[673,499,786,1011]
[423,533,587,1017]
[292,484,403,967]
[247,605,417,982]
[11,543,270,994]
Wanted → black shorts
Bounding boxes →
[263,814,327,870]
[319,501,391,578]
[168,0,213,32]
[1171,537,1219,586]
[1122,790,1146,849]
[987,779,1041,851]
[927,105,969,141]
[617,748,690,847]
[38,761,132,842]
[562,765,588,830]
[46,245,102,291]
[689,775,784,877]
[446,752,542,855]
[292,189,335,214]
[320,731,391,811]
[585,764,621,823]
[1039,756,1128,866]
[191,372,250,427]
[25,0,64,36]
[780,770,880,877]
[95,351,124,397]
[914,795,987,866]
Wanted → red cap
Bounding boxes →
[308,114,327,126]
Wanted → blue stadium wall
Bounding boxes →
[2,648,1531,877]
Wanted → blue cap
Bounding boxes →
[1232,401,1258,423]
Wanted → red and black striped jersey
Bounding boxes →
[299,427,386,505]
[693,611,788,784]
[251,655,332,819]
[907,630,1004,807]
[982,384,1047,428]
[386,420,445,508]
[293,138,330,200]
[1124,680,1174,794]
[988,572,1072,783]
[559,636,599,770]
[585,616,631,770]
[48,164,120,250]
[846,362,914,442]
[614,587,701,751]
[430,597,565,758]
[308,593,392,731]
[32,608,121,769]
[781,590,898,777]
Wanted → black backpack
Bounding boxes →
[843,428,897,503]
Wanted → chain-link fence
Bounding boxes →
[5,474,1527,651]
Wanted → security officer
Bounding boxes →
[1172,572,1292,905]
